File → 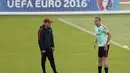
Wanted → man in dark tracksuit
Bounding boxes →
[38,18,58,73]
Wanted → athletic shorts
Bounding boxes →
[98,45,110,57]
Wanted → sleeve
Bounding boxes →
[101,26,109,34]
[38,28,45,51]
[51,29,55,48]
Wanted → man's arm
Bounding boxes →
[51,30,55,48]
[38,28,45,51]
[105,32,111,45]
[94,38,97,49]
[104,32,111,50]
[102,26,111,50]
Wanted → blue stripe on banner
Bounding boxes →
[0,0,119,12]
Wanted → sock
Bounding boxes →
[98,66,102,73]
[104,67,108,73]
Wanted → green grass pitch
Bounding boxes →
[0,15,130,73]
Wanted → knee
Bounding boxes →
[98,59,103,66]
[99,63,102,66]
[103,57,108,68]
[41,57,46,62]
[50,59,54,63]
[104,64,108,68]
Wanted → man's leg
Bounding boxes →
[98,57,103,73]
[103,45,109,73]
[103,57,108,73]
[98,47,104,73]
[41,53,47,73]
[47,51,57,73]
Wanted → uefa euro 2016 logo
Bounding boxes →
[98,0,114,11]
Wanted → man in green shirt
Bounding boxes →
[93,17,111,73]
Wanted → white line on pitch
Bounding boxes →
[59,18,130,51]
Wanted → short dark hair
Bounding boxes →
[95,17,101,21]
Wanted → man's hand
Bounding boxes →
[52,47,55,51]
[42,50,46,54]
[93,43,96,49]
[104,44,108,51]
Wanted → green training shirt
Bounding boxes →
[95,24,109,47]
